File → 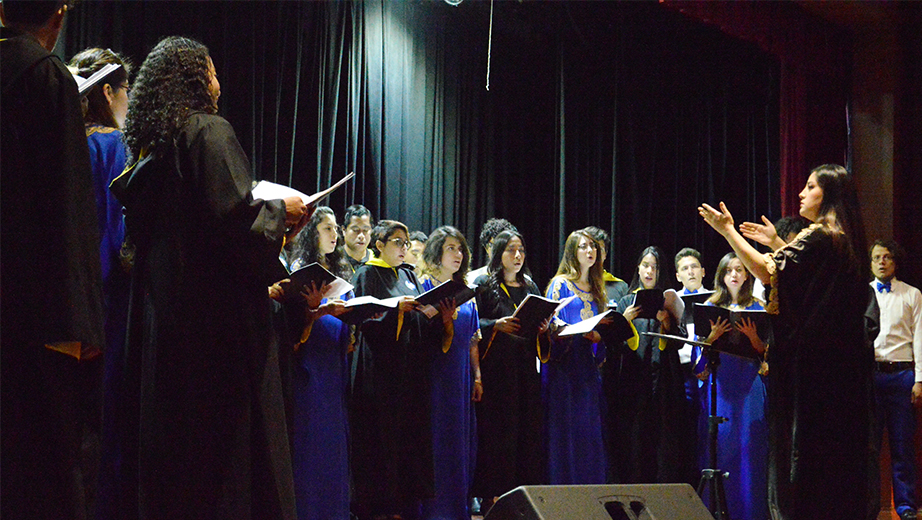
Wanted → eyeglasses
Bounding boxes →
[578,243,598,251]
[388,238,410,249]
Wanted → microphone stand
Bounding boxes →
[696,346,731,519]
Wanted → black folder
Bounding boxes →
[415,280,478,308]
[337,295,403,325]
[678,290,715,324]
[693,303,770,360]
[285,262,353,303]
[509,295,574,339]
[632,289,664,320]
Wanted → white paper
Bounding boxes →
[252,172,355,206]
[557,309,615,337]
[663,288,684,322]
[323,278,354,300]
[343,295,403,309]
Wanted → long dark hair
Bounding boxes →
[123,36,216,160]
[68,48,131,129]
[421,226,470,284]
[708,252,756,308]
[811,164,868,279]
[550,229,606,310]
[627,245,669,292]
[487,230,531,287]
[291,206,351,279]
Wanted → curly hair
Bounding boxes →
[478,218,517,252]
[290,206,352,280]
[68,48,131,129]
[123,36,216,160]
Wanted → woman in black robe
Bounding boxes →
[608,246,685,485]
[471,230,547,510]
[700,164,876,520]
[111,36,309,520]
[349,220,446,520]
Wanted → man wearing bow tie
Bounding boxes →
[870,239,922,520]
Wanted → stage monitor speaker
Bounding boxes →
[483,483,713,520]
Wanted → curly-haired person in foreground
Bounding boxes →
[110,36,309,520]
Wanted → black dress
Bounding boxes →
[471,276,546,499]
[111,113,295,520]
[349,261,442,517]
[605,291,685,484]
[763,224,876,520]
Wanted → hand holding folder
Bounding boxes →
[693,303,770,360]
[252,172,356,207]
[557,309,635,344]
[415,281,478,319]
[631,288,684,321]
[285,263,353,303]
[508,294,576,339]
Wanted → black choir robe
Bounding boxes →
[606,291,686,484]
[1,26,106,520]
[471,276,547,498]
[110,113,296,520]
[349,260,442,513]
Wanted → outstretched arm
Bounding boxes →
[698,202,771,284]
[739,215,788,252]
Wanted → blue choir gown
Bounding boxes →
[698,300,769,520]
[292,294,353,520]
[419,277,480,520]
[542,277,607,485]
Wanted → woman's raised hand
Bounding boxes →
[740,215,779,247]
[705,316,731,344]
[698,201,735,237]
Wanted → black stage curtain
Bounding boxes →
[62,0,778,287]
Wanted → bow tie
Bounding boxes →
[877,281,892,293]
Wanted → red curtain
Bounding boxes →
[660,1,852,217]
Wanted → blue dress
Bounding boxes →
[89,126,131,520]
[698,300,769,520]
[543,277,607,484]
[292,295,352,520]
[419,278,480,520]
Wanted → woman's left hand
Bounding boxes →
[584,331,602,343]
[472,380,483,402]
[735,316,757,338]
[736,317,765,355]
[438,298,457,325]
[300,281,329,310]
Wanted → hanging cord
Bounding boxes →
[486,0,494,91]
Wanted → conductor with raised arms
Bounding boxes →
[700,164,876,520]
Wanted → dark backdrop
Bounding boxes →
[61,0,780,289]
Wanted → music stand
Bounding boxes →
[642,332,731,520]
